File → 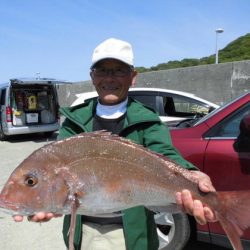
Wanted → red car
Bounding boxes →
[169,91,250,249]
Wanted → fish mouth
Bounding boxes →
[0,198,27,215]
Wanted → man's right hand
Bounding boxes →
[13,212,62,223]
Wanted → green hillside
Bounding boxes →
[136,33,250,73]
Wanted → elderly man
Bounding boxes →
[14,38,216,250]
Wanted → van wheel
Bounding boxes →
[155,213,191,250]
[0,125,7,141]
[44,131,54,138]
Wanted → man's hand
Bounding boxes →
[175,171,217,225]
[13,212,62,223]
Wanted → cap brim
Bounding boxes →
[91,57,133,69]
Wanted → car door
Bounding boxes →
[203,102,250,241]
[129,91,159,112]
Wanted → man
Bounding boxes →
[14,38,216,249]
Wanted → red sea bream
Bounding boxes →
[0,131,250,250]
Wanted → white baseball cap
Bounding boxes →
[91,38,134,68]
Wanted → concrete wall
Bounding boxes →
[57,60,250,107]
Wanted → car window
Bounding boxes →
[162,96,211,117]
[206,102,250,138]
[129,94,157,111]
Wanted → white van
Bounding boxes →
[0,78,66,140]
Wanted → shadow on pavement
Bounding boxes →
[184,241,230,250]
[2,132,58,143]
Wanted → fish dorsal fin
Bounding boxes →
[79,130,112,137]
[70,130,185,167]
[75,130,161,154]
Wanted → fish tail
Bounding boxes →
[216,190,250,250]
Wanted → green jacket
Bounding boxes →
[59,98,196,250]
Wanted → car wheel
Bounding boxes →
[155,212,191,250]
[0,124,7,141]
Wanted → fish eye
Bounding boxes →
[24,175,38,187]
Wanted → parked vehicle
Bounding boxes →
[161,91,250,249]
[71,87,219,126]
[0,78,66,140]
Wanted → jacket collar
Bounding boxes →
[60,97,161,132]
[60,100,96,132]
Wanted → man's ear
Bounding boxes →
[90,71,94,80]
[131,71,137,87]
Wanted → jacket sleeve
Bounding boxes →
[142,122,197,170]
[58,118,84,140]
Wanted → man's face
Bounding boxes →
[90,59,137,105]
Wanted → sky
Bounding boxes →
[1,0,250,83]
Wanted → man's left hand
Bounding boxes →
[175,171,217,225]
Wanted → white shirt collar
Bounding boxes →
[96,98,128,119]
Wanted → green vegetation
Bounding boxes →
[136,33,250,73]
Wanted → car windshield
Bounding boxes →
[193,105,224,125]
[174,100,232,128]
[193,92,249,126]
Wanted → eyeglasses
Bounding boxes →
[91,67,133,77]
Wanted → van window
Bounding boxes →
[0,89,6,105]
[10,85,57,125]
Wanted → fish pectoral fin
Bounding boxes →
[76,190,85,198]
[148,203,181,214]
[68,194,80,250]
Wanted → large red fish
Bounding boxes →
[0,131,250,250]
